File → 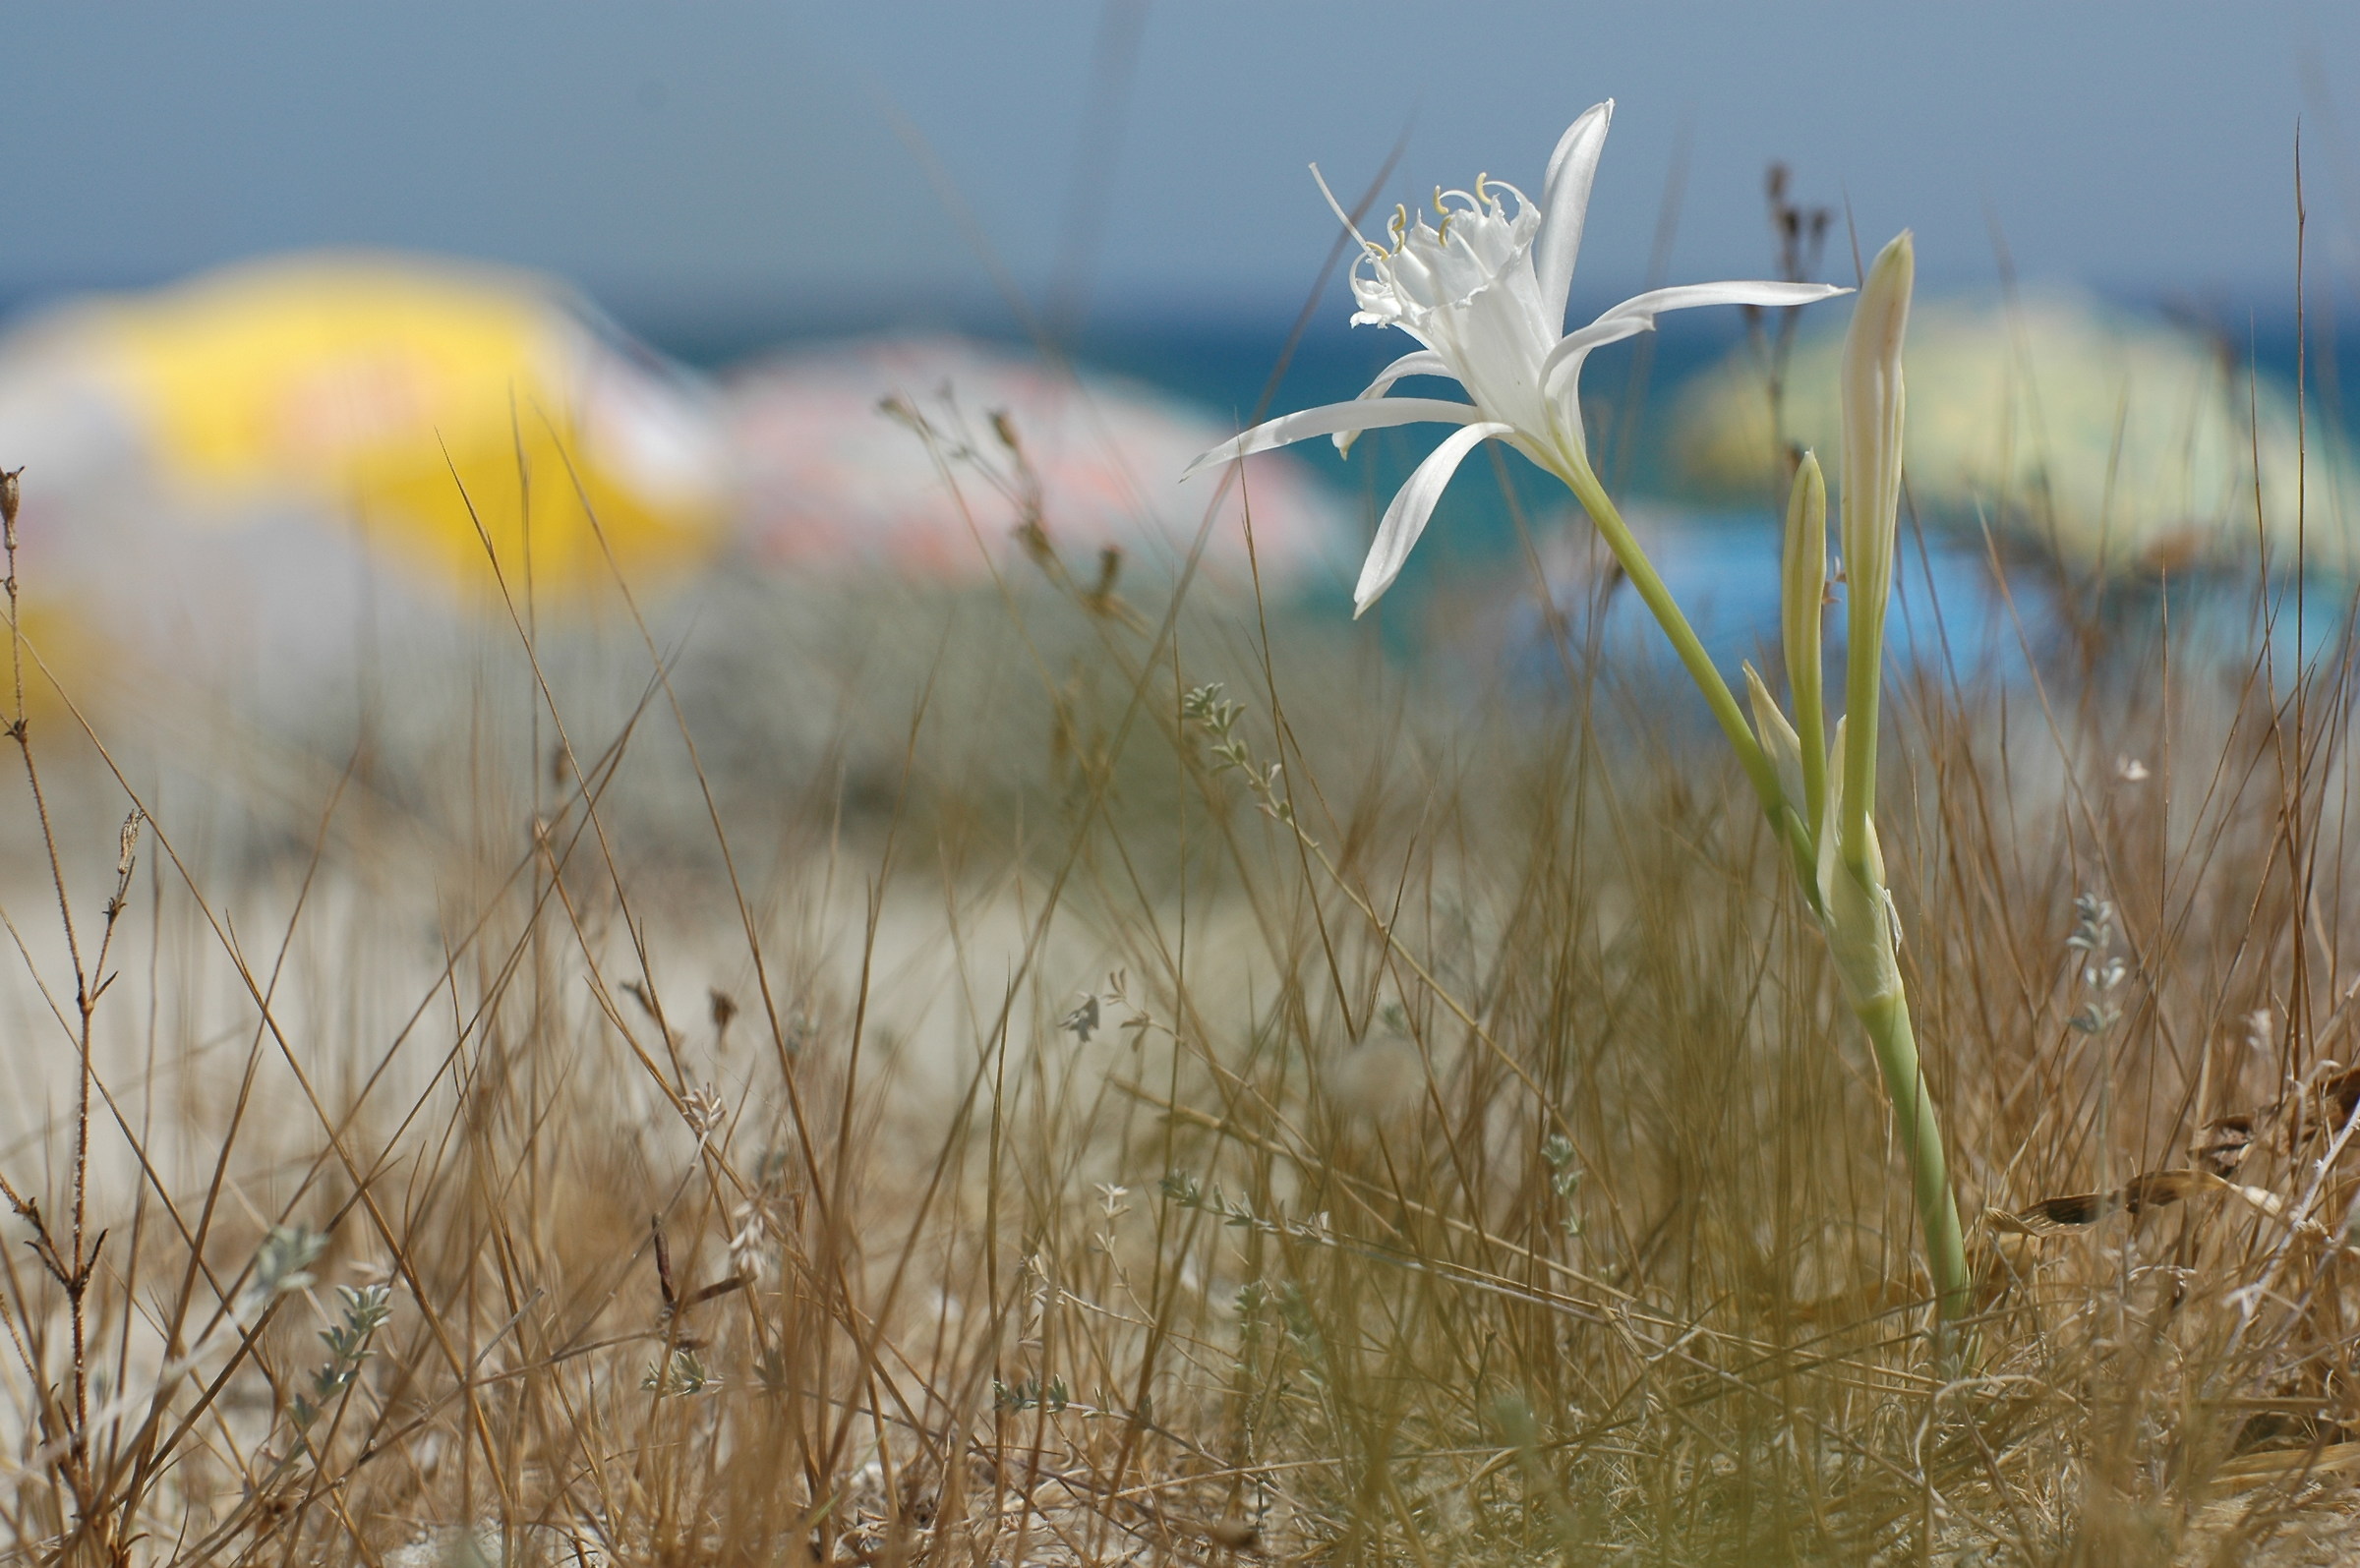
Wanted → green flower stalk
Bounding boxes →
[1187,110,1971,1325]
[1838,236,1910,878]
[1816,235,1971,1321]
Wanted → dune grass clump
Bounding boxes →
[0,403,2357,1565]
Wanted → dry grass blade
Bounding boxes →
[1984,1168,2295,1237]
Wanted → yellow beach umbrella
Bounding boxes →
[8,252,727,605]
[1669,291,2360,577]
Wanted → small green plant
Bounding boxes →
[246,1225,328,1311]
[990,1375,1069,1415]
[642,1349,721,1397]
[287,1284,392,1455]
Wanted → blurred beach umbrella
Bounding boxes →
[723,336,1350,589]
[1669,292,2360,577]
[0,252,726,615]
[0,252,730,722]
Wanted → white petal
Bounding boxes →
[1351,421,1514,616]
[1538,316,1652,407]
[1182,397,1484,480]
[1335,350,1456,455]
[1358,349,1454,395]
[1590,279,1849,330]
[1540,279,1851,406]
[1534,100,1613,331]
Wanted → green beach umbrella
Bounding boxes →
[1669,291,2360,577]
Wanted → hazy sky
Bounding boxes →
[2,3,2356,330]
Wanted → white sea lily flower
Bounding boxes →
[1183,100,1850,615]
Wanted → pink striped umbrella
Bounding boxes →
[723,336,1350,590]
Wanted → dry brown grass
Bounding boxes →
[3,442,2360,1568]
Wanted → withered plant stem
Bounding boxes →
[0,468,95,1481]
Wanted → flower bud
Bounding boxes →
[1742,662,1804,819]
[1815,718,1902,1006]
[1838,232,1912,867]
[1781,450,1828,830]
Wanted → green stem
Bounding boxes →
[1559,462,1820,899]
[1854,986,1972,1323]
[1838,512,1886,877]
[1559,451,1965,1328]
